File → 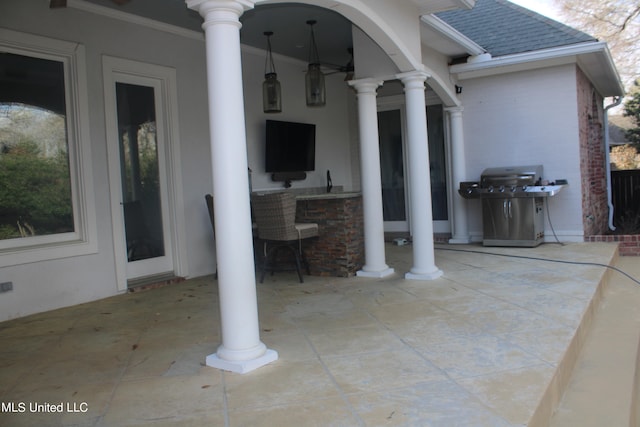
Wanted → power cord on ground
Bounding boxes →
[434,245,640,286]
[545,200,564,245]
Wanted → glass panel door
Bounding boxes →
[117,83,164,262]
[376,102,451,234]
[114,81,173,280]
[427,105,449,231]
[378,109,408,231]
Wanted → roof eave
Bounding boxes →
[421,14,485,56]
[450,41,624,97]
[412,0,476,14]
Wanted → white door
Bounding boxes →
[377,101,451,234]
[104,58,181,288]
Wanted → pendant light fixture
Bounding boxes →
[262,31,282,113]
[305,20,326,107]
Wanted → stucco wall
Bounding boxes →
[459,64,585,241]
[241,48,355,193]
[0,1,207,319]
[0,1,356,320]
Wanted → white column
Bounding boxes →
[398,71,443,280]
[446,107,472,244]
[187,0,277,373]
[348,79,394,278]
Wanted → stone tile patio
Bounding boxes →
[0,242,622,426]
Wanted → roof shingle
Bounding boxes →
[436,0,596,57]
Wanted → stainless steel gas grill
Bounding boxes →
[458,165,566,247]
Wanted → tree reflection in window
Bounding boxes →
[0,53,73,240]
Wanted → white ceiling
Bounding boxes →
[83,0,355,69]
[80,0,479,74]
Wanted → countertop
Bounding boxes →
[296,191,361,201]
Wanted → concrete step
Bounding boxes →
[549,256,640,427]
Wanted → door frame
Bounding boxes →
[427,103,451,235]
[103,56,187,291]
[376,94,452,235]
[377,96,410,233]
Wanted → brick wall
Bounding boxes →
[576,67,609,236]
[586,234,640,256]
[296,195,364,277]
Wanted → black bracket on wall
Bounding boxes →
[271,172,306,188]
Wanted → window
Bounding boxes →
[0,29,96,266]
[0,53,74,240]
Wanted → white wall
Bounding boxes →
[0,2,589,322]
[241,48,356,193]
[0,1,211,320]
[0,0,358,321]
[459,64,585,241]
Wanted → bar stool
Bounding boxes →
[251,192,318,283]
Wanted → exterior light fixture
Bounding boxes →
[263,31,282,113]
[305,20,326,107]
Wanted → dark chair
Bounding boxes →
[251,192,318,283]
[204,194,218,279]
[205,194,215,232]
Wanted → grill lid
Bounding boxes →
[480,165,542,187]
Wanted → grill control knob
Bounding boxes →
[499,185,505,192]
[511,185,517,192]
[522,185,528,191]
[488,186,494,192]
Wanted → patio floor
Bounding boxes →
[0,241,628,426]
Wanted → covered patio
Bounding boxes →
[0,241,632,426]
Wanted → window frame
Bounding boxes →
[0,29,97,267]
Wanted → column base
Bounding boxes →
[448,236,472,244]
[206,349,278,374]
[405,268,443,281]
[357,267,395,278]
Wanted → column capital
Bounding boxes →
[444,105,464,113]
[444,106,464,114]
[396,70,430,88]
[186,0,255,28]
[348,78,384,94]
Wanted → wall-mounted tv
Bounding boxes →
[265,119,316,173]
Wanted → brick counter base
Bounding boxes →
[586,234,640,256]
[296,195,364,277]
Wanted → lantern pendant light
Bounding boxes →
[305,20,326,107]
[262,31,282,113]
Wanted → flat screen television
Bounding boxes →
[265,120,316,173]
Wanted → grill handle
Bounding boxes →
[502,200,514,218]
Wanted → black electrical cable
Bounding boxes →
[434,244,640,286]
[545,199,564,245]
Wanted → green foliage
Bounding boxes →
[624,79,640,145]
[0,139,73,239]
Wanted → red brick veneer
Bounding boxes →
[586,234,640,256]
[296,195,365,277]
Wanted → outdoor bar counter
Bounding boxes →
[294,191,364,277]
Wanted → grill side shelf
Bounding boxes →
[458,185,566,199]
